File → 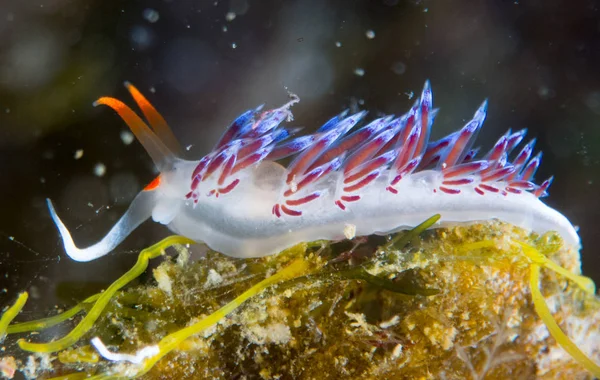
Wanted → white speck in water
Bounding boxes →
[74,149,84,160]
[404,91,414,99]
[222,25,228,32]
[186,144,193,151]
[149,86,156,93]
[354,68,365,76]
[130,25,153,50]
[537,86,555,100]
[5,108,10,113]
[40,177,46,184]
[391,61,406,75]
[365,30,375,39]
[93,163,106,177]
[231,42,237,49]
[142,8,160,23]
[120,130,135,145]
[225,12,236,22]
[335,41,342,47]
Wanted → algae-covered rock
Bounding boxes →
[2,221,599,379]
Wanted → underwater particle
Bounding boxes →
[365,29,376,39]
[222,25,228,32]
[93,163,106,177]
[335,41,342,47]
[74,149,84,160]
[225,11,236,22]
[142,8,160,23]
[120,130,134,145]
[354,67,365,76]
[538,86,556,100]
[130,25,154,51]
[28,286,40,300]
[391,61,407,75]
[231,42,237,49]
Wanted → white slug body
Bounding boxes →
[169,163,578,258]
[47,81,580,262]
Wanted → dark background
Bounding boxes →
[1,0,599,312]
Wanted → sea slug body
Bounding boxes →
[47,81,580,262]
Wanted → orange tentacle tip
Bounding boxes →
[144,175,162,191]
[93,96,123,108]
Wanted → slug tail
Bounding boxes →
[47,190,156,262]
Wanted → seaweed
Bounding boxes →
[0,219,599,379]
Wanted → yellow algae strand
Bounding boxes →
[7,293,101,334]
[529,263,600,377]
[18,236,194,353]
[516,240,596,295]
[0,292,28,341]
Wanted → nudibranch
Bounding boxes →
[47,81,580,262]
